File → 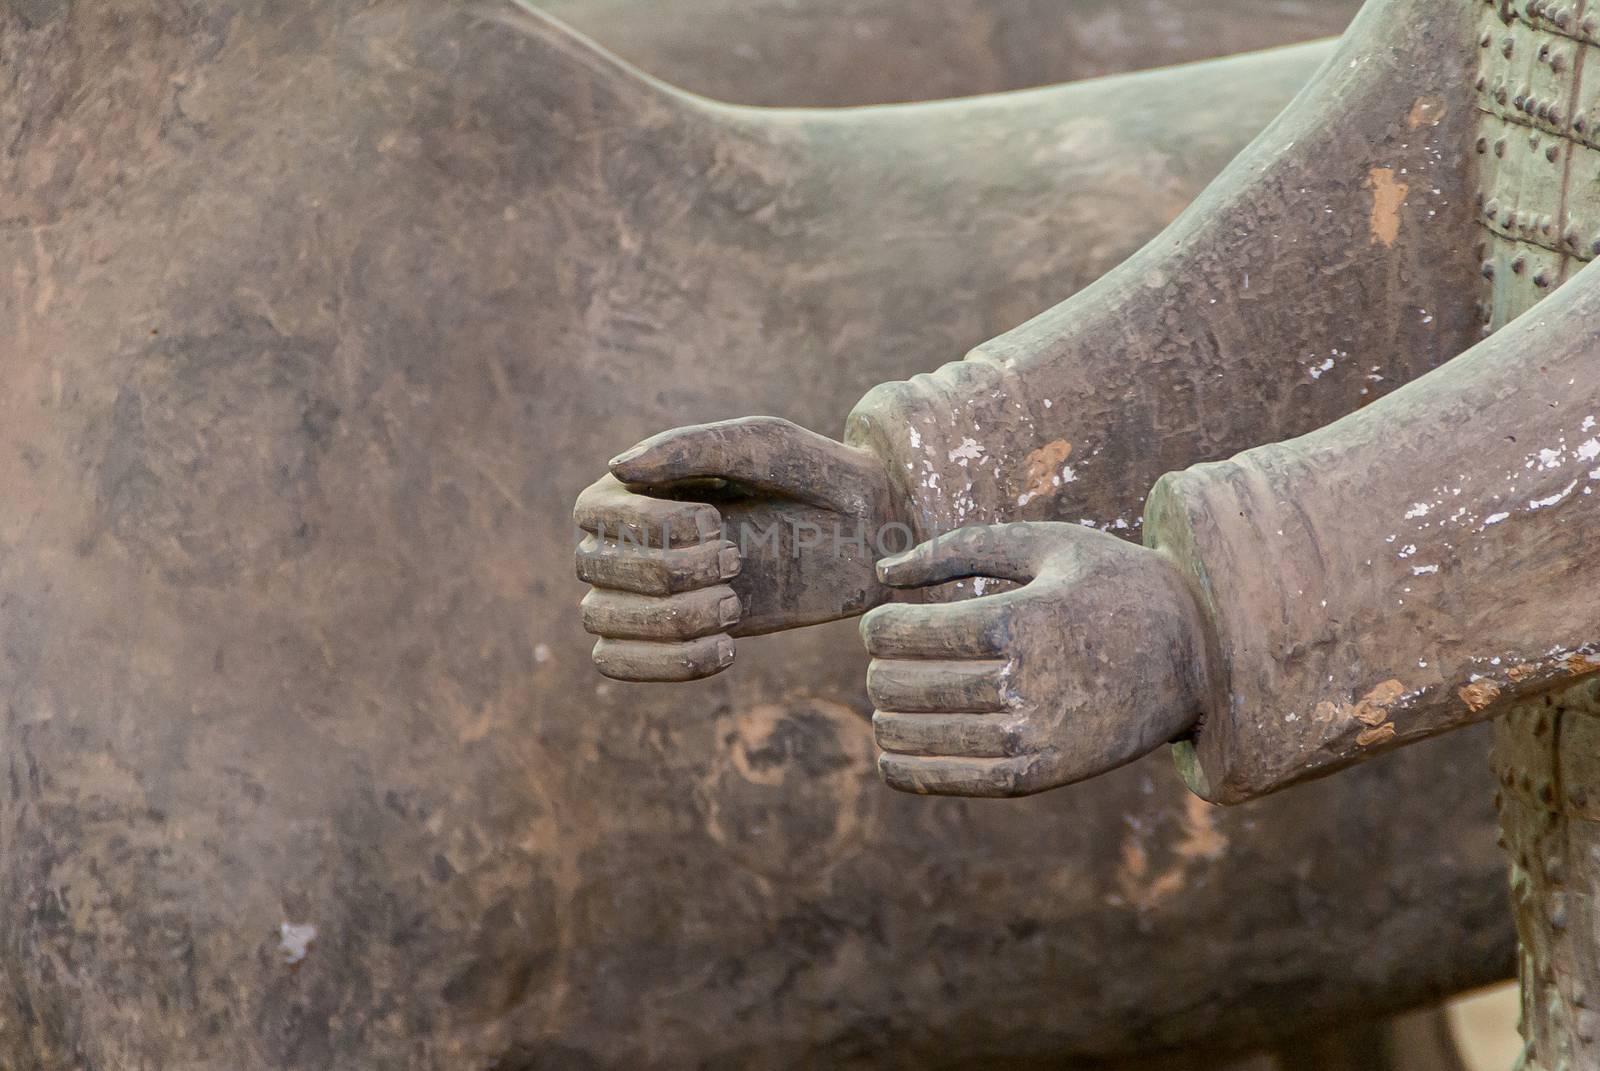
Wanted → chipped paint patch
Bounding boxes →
[1408,96,1447,128]
[1017,439,1072,506]
[1355,723,1397,747]
[947,438,983,467]
[1565,653,1600,676]
[1366,167,1408,247]
[1316,679,1406,746]
[1352,679,1405,726]
[1459,678,1502,712]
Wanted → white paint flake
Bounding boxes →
[1530,481,1578,510]
[948,438,983,466]
[279,922,318,966]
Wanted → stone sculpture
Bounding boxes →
[578,0,1600,1066]
[0,0,1503,1066]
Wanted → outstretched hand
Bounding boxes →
[860,522,1212,797]
[576,417,901,682]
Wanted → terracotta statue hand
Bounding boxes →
[576,416,901,681]
[859,522,1211,797]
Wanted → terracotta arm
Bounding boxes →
[568,43,1335,682]
[1146,264,1600,803]
[844,0,1480,548]
[577,0,1481,683]
[864,261,1600,800]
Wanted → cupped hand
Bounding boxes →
[859,522,1213,797]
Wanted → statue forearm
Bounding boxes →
[1148,268,1600,803]
[847,0,1482,544]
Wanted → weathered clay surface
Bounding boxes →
[1142,175,1600,1064]
[540,0,1363,106]
[1471,7,1600,1067]
[2,1,1509,1068]
[660,0,1600,1062]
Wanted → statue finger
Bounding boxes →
[872,711,1024,759]
[859,601,1009,659]
[876,753,1036,798]
[581,586,741,642]
[591,635,736,682]
[574,473,723,547]
[609,416,884,516]
[866,658,1011,713]
[576,534,740,596]
[876,523,1059,589]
